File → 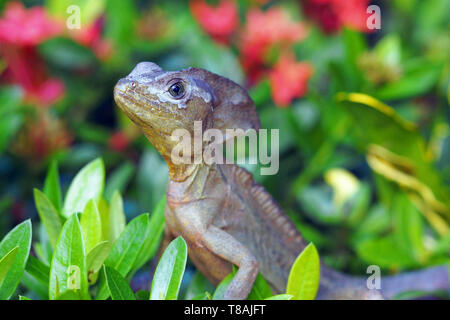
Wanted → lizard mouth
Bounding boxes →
[113,83,185,133]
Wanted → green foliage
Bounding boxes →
[0,220,32,299]
[62,158,105,218]
[103,266,136,300]
[5,160,170,300]
[150,236,187,300]
[286,243,320,300]
[49,214,89,300]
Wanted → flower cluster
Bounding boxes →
[302,0,371,33]
[190,0,313,107]
[0,2,65,106]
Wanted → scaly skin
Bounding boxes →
[114,62,449,300]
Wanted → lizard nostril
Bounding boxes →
[130,81,137,89]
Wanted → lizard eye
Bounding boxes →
[130,81,137,89]
[168,81,185,99]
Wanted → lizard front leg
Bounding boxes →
[203,225,259,300]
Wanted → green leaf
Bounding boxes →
[46,0,105,25]
[392,193,425,262]
[25,255,50,287]
[86,240,111,284]
[150,236,187,300]
[212,271,235,300]
[80,199,102,253]
[135,290,150,300]
[19,295,31,300]
[104,162,135,201]
[131,197,165,274]
[86,241,111,275]
[184,271,214,300]
[49,215,90,300]
[0,220,32,300]
[55,290,83,300]
[21,272,48,299]
[33,189,62,249]
[62,158,105,218]
[43,160,62,213]
[265,294,293,300]
[96,214,150,299]
[247,273,272,300]
[97,198,110,242]
[286,243,320,300]
[0,86,23,153]
[0,247,19,286]
[375,62,441,100]
[39,37,98,70]
[108,191,126,242]
[356,236,417,268]
[374,34,401,67]
[103,266,136,300]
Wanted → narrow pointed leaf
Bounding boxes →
[150,236,187,300]
[96,214,149,299]
[212,271,235,300]
[80,199,102,253]
[43,160,62,213]
[0,247,19,285]
[49,215,90,300]
[62,158,105,218]
[25,255,50,286]
[247,273,272,300]
[103,266,136,300]
[86,241,111,274]
[108,191,126,242]
[86,240,111,284]
[131,197,165,273]
[104,162,135,201]
[0,220,32,300]
[33,189,62,248]
[286,243,320,300]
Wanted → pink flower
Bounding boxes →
[190,0,238,44]
[302,0,371,33]
[0,2,62,45]
[69,16,112,60]
[269,53,313,107]
[0,2,65,107]
[240,8,308,83]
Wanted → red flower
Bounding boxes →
[190,0,238,44]
[69,16,112,60]
[109,131,131,152]
[0,2,65,107]
[0,2,62,45]
[240,8,308,83]
[302,0,371,33]
[269,53,313,107]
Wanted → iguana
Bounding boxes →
[114,62,449,300]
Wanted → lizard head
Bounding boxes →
[114,62,260,180]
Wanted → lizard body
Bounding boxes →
[114,62,448,300]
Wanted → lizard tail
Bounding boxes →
[317,264,449,300]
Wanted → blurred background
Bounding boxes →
[0,0,449,282]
